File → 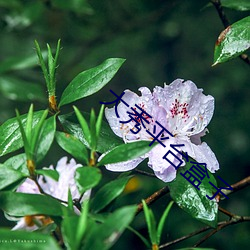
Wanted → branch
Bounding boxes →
[159,224,212,249]
[221,175,250,199]
[158,175,250,248]
[136,186,170,215]
[134,169,156,178]
[193,216,250,247]
[159,216,250,249]
[211,0,250,66]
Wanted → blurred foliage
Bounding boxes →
[0,0,249,249]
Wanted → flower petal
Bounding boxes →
[154,79,214,137]
[16,178,40,194]
[105,88,154,142]
[105,156,146,172]
[148,139,182,182]
[177,138,219,173]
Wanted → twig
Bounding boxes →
[211,0,250,66]
[33,177,68,204]
[159,216,250,249]
[136,186,170,215]
[157,175,250,248]
[193,216,250,247]
[134,169,156,178]
[218,206,235,218]
[159,224,212,249]
[221,175,250,199]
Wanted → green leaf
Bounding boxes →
[73,106,91,147]
[91,176,132,213]
[127,226,151,248]
[213,16,250,65]
[96,105,105,140]
[36,116,56,162]
[0,192,65,216]
[0,76,46,102]
[36,169,59,181]
[168,162,218,227]
[0,164,27,190]
[142,200,157,245]
[0,111,44,157]
[76,201,89,248]
[83,205,137,250]
[221,0,250,11]
[0,228,60,250]
[62,201,89,250]
[75,167,102,194]
[59,58,125,106]
[157,201,174,244]
[4,154,28,175]
[62,215,80,250]
[59,112,123,153]
[56,131,89,165]
[90,108,97,150]
[97,140,154,166]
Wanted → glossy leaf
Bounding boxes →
[59,58,125,106]
[62,215,80,250]
[213,16,250,65]
[59,113,123,153]
[36,116,55,162]
[73,106,91,147]
[98,140,154,166]
[4,153,28,175]
[221,0,250,11]
[0,192,65,216]
[36,169,59,181]
[0,228,60,250]
[168,162,218,227]
[142,200,157,245]
[91,176,132,213]
[157,201,174,244]
[56,131,89,165]
[0,76,46,102]
[0,111,44,157]
[83,205,137,250]
[0,164,27,190]
[75,167,102,194]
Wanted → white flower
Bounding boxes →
[103,79,219,182]
[12,157,90,231]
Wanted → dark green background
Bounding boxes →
[0,0,249,249]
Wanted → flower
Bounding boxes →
[11,157,90,231]
[103,79,219,182]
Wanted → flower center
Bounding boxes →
[170,99,190,122]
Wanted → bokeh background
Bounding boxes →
[0,0,249,249]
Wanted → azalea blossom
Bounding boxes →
[11,157,89,231]
[103,79,219,182]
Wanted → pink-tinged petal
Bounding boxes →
[16,178,40,194]
[177,138,219,173]
[154,166,177,183]
[190,128,208,145]
[105,156,146,172]
[148,139,183,182]
[105,88,154,142]
[154,79,214,137]
[40,157,82,201]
